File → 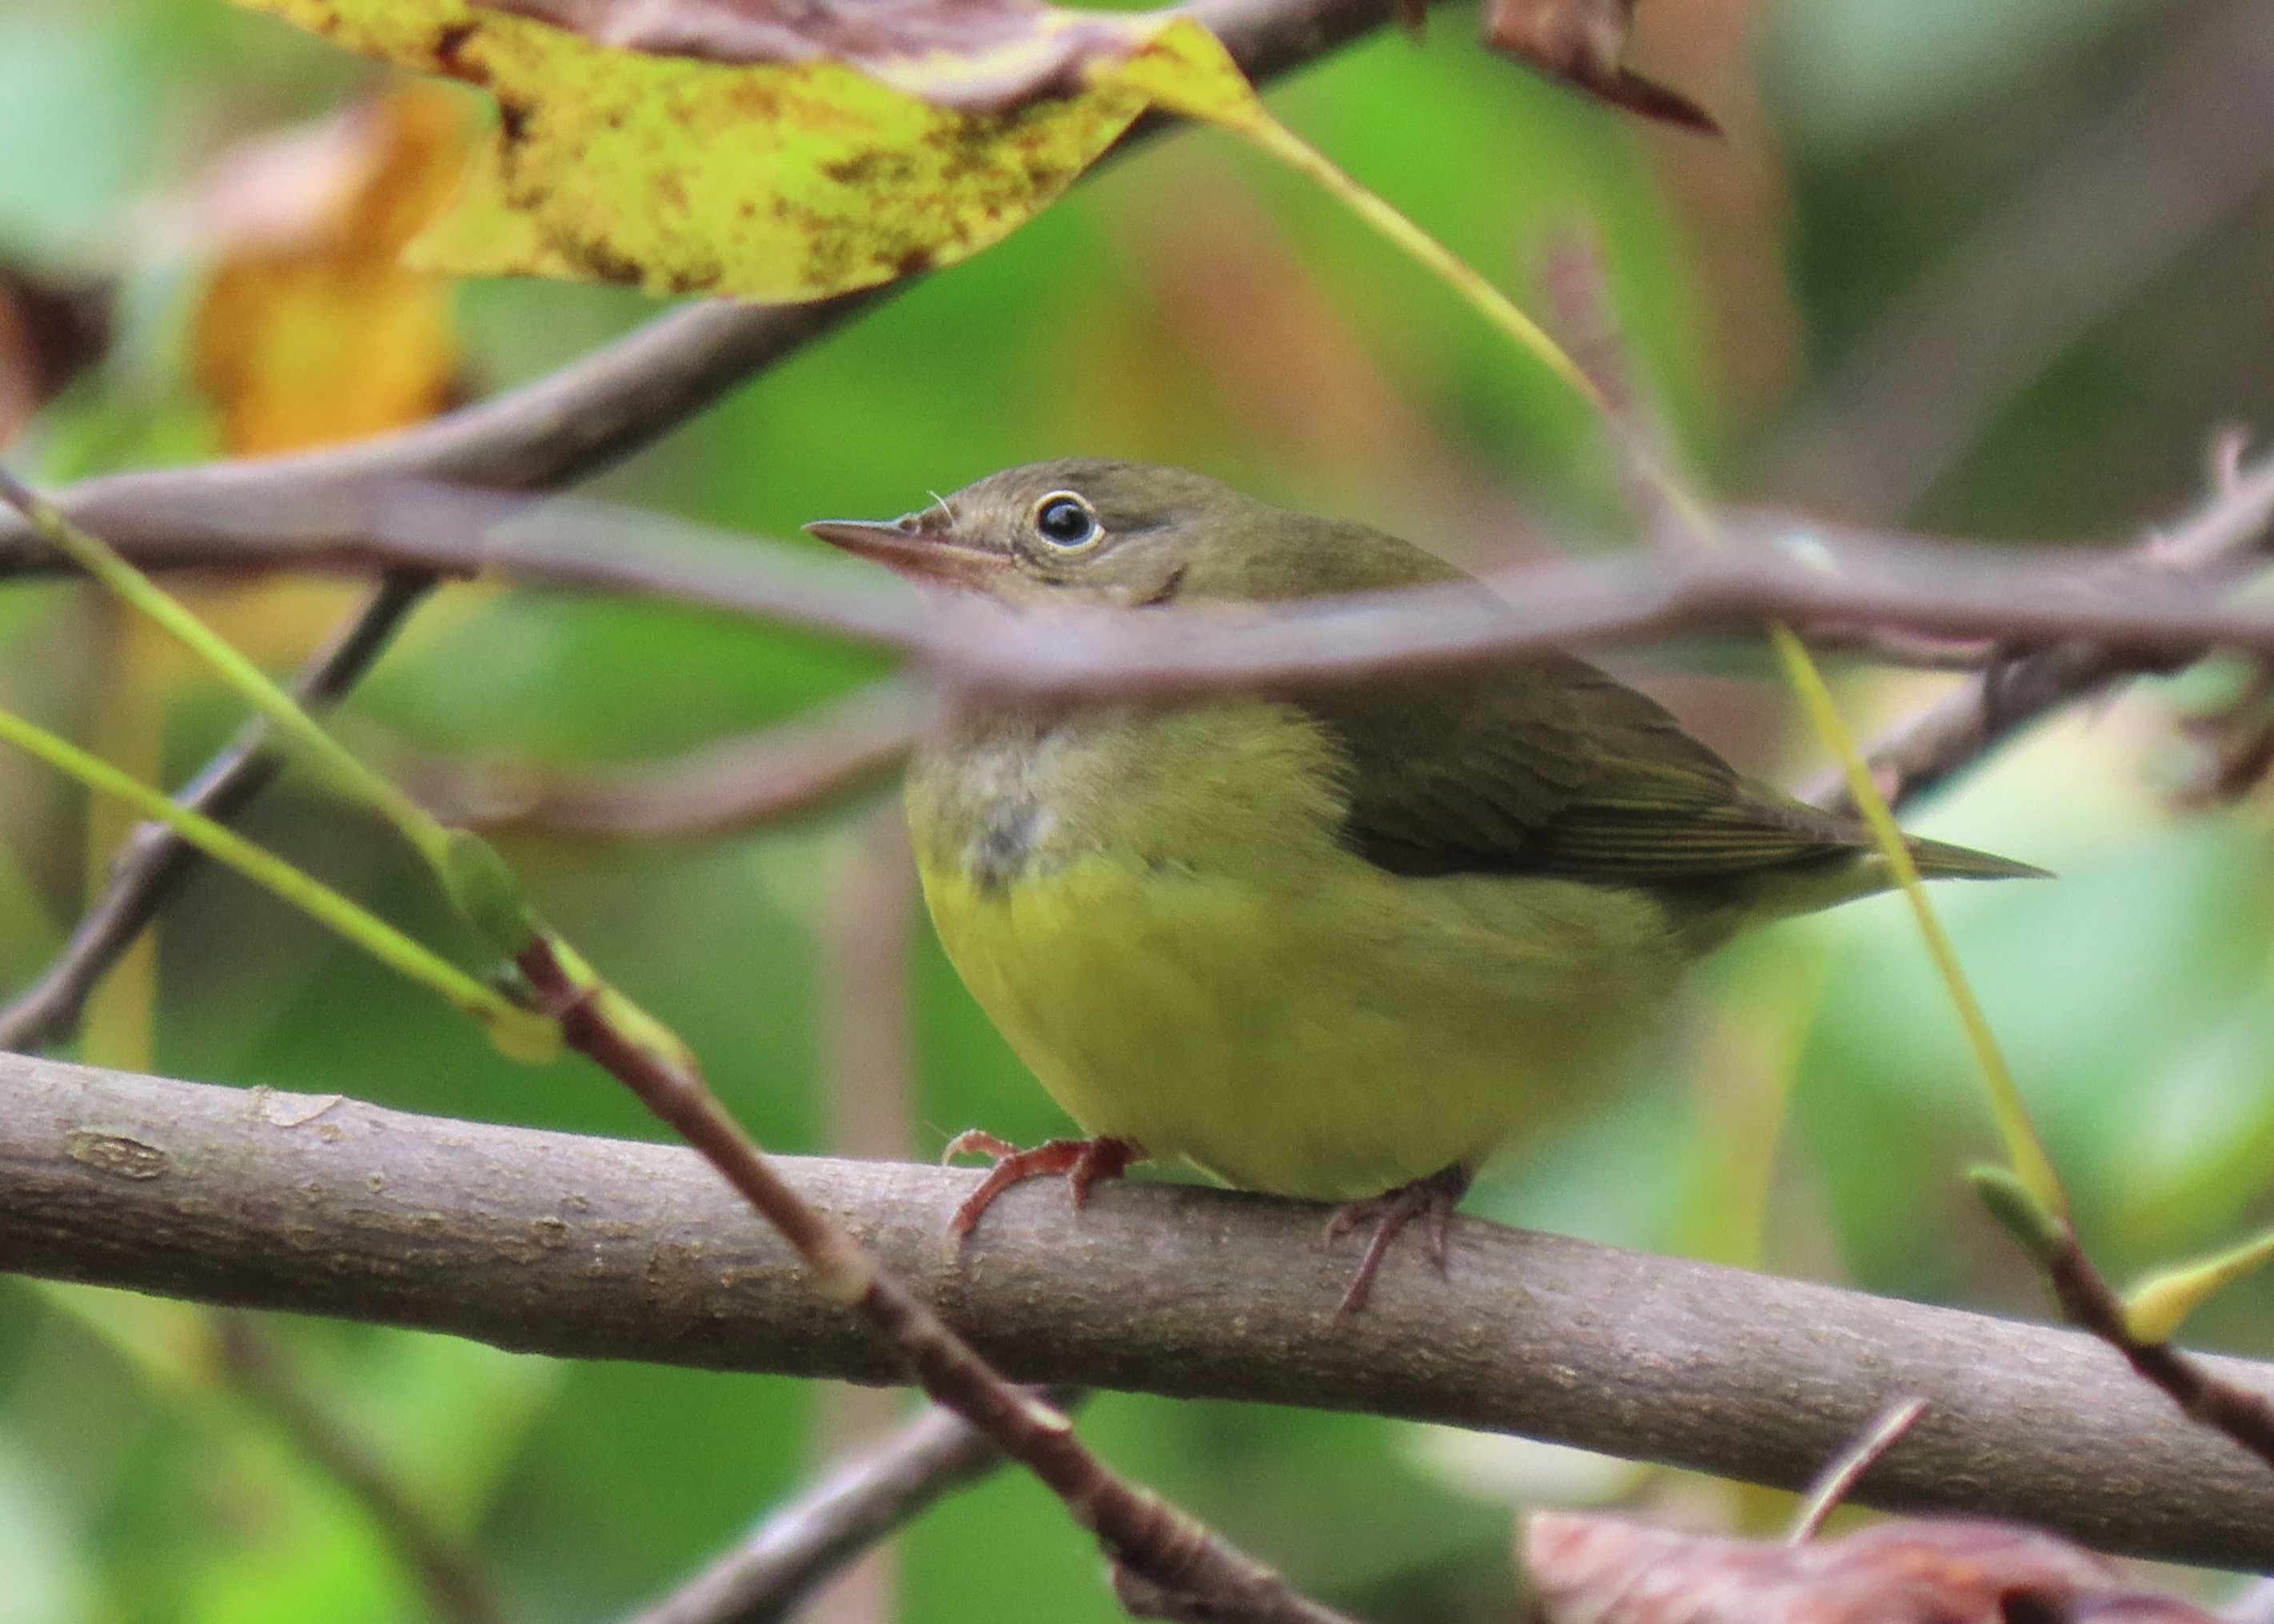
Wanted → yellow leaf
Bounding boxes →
[235,0,1259,301]
[2124,1227,2274,1346]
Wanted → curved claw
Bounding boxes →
[1326,1164,1472,1318]
[941,1134,1144,1247]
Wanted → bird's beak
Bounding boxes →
[804,517,1008,589]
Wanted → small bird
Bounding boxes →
[808,460,2040,1313]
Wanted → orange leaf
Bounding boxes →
[191,85,470,455]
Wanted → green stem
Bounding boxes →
[1770,624,2067,1220]
[1221,112,1603,411]
[0,469,455,872]
[1193,107,2073,1229]
[0,702,557,1061]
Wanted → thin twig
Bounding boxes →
[214,1310,507,1624]
[0,569,433,1051]
[624,1401,1047,1624]
[11,1056,2274,1574]
[405,676,921,839]
[509,936,1360,1624]
[1805,433,2274,814]
[1785,1397,1928,1543]
[2025,1217,2274,1474]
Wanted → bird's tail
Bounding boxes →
[1717,832,2049,940]
[1906,835,2051,883]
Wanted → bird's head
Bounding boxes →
[805,458,1458,609]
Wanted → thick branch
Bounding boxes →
[7,1055,2274,1573]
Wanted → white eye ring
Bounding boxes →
[1030,491,1102,552]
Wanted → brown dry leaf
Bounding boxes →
[0,265,112,445]
[1523,1513,2220,1624]
[1482,0,1718,133]
[233,0,1261,302]
[191,85,469,454]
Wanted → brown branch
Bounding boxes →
[215,1311,508,1624]
[405,676,921,839]
[623,1401,1035,1624]
[0,570,433,1051]
[11,452,2274,706]
[1804,433,2274,814]
[10,1055,2274,1574]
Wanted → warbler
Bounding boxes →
[808,460,2039,1312]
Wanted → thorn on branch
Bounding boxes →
[1786,1395,1929,1543]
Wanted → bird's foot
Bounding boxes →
[941,1131,1144,1246]
[1325,1163,1472,1318]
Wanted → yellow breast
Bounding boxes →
[906,701,1692,1202]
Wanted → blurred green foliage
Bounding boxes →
[4,0,2274,1620]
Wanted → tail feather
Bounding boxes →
[1906,835,2051,883]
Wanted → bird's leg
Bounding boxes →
[941,1131,1145,1246]
[1325,1163,1473,1317]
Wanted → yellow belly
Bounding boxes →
[906,700,1694,1202]
[917,844,1686,1201]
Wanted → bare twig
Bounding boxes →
[1804,434,2274,814]
[406,676,920,839]
[1785,1396,1928,1543]
[14,456,2274,702]
[624,1403,1028,1624]
[214,1310,506,1624]
[0,569,433,1051]
[10,1055,2274,1573]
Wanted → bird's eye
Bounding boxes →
[1031,493,1100,551]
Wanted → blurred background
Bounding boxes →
[3,0,2273,1618]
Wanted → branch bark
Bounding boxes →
[7,1054,2274,1574]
